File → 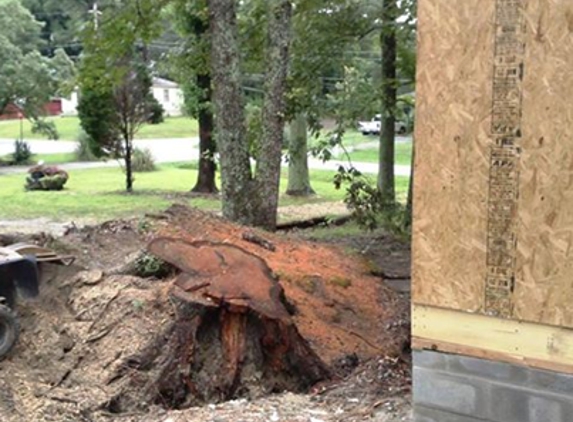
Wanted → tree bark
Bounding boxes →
[125,142,134,192]
[191,73,218,194]
[377,0,398,205]
[208,0,258,224]
[105,238,330,410]
[255,0,293,230]
[190,14,218,194]
[286,113,315,197]
[123,129,134,193]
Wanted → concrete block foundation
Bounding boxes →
[413,350,573,422]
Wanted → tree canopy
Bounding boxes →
[0,0,73,119]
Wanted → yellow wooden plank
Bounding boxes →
[413,304,573,373]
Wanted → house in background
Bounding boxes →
[61,91,79,116]
[151,77,184,117]
[0,101,63,120]
[59,77,184,117]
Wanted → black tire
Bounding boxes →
[0,304,20,360]
[397,126,407,135]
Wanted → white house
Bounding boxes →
[151,77,184,117]
[60,77,184,117]
[61,90,80,116]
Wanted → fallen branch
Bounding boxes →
[276,215,352,231]
[241,232,276,252]
[369,270,411,281]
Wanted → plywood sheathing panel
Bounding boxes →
[412,0,495,311]
[413,0,573,328]
[514,1,573,327]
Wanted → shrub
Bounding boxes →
[25,164,69,191]
[12,140,32,164]
[77,85,119,158]
[131,147,156,172]
[147,96,165,125]
[134,253,172,278]
[31,120,58,140]
[74,130,98,162]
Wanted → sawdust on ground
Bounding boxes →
[0,205,411,421]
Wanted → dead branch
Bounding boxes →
[241,231,276,252]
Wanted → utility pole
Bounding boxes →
[88,2,102,31]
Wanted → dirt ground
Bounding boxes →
[0,204,412,422]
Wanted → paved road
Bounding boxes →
[0,138,199,162]
[0,136,412,176]
[307,158,411,177]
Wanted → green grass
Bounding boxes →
[340,130,377,147]
[34,153,77,164]
[310,129,377,150]
[345,142,412,166]
[0,163,409,222]
[0,153,89,165]
[0,116,198,141]
[0,165,208,221]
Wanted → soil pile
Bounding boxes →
[0,205,408,421]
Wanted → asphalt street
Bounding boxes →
[0,136,412,176]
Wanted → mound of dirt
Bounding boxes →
[0,205,407,421]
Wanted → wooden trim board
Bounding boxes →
[413,304,573,374]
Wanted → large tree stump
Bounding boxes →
[105,238,330,411]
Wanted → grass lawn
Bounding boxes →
[309,130,378,149]
[34,153,78,164]
[0,116,198,141]
[345,141,412,166]
[0,152,79,166]
[0,164,409,221]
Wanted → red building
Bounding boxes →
[0,100,63,121]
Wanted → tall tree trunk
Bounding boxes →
[191,73,218,194]
[286,113,314,196]
[255,0,293,230]
[124,138,133,192]
[377,0,398,205]
[190,12,218,194]
[208,0,257,224]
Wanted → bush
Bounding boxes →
[147,96,165,125]
[31,120,58,140]
[74,130,98,162]
[12,140,32,164]
[25,165,69,191]
[134,253,172,278]
[77,85,119,158]
[131,148,156,172]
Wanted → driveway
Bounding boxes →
[0,138,200,161]
[307,158,411,177]
[0,136,411,177]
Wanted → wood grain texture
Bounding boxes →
[413,0,573,328]
[413,305,573,374]
[412,0,494,312]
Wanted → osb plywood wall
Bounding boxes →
[412,0,573,327]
